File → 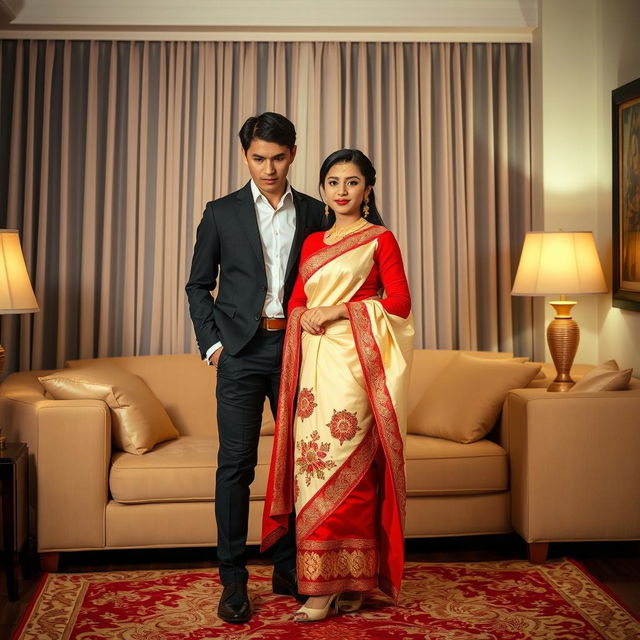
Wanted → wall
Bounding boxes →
[535,0,640,370]
[596,0,640,373]
[535,0,601,365]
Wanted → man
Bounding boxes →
[186,112,325,624]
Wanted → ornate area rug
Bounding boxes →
[13,559,640,639]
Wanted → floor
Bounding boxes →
[1,535,639,639]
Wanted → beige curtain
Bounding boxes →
[0,40,531,373]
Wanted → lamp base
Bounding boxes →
[547,378,576,392]
[546,299,579,393]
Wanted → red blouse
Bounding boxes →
[288,228,411,319]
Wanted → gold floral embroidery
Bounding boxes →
[296,387,317,420]
[298,538,377,551]
[327,408,361,445]
[296,430,336,487]
[298,547,378,582]
[300,226,386,282]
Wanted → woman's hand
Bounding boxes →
[301,305,347,335]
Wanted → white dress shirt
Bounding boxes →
[206,180,296,363]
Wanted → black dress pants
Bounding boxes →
[214,328,296,586]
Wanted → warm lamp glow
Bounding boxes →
[0,230,39,314]
[0,230,39,381]
[512,232,607,296]
[511,231,607,392]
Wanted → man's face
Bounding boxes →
[242,138,297,202]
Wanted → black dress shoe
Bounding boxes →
[272,568,305,602]
[218,583,251,624]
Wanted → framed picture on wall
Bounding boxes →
[613,76,640,311]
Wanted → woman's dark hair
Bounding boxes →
[318,149,385,227]
[239,112,296,151]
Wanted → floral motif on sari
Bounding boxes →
[296,387,317,420]
[327,409,361,445]
[296,430,336,486]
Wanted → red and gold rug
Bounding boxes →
[13,559,639,639]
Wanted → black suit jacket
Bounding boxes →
[186,181,325,358]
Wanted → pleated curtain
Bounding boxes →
[0,40,532,373]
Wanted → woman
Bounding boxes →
[261,149,414,622]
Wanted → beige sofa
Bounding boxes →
[1,350,638,571]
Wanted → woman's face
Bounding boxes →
[323,161,372,218]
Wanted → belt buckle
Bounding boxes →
[262,317,285,331]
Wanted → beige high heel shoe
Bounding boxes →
[337,592,363,613]
[292,594,339,622]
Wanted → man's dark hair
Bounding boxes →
[238,112,296,151]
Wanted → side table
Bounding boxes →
[0,442,28,601]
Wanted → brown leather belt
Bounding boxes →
[260,317,287,331]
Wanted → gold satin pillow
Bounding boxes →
[569,360,633,392]
[39,363,179,454]
[408,354,541,443]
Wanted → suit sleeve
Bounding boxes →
[185,202,222,359]
[376,231,411,319]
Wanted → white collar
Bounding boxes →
[250,179,293,208]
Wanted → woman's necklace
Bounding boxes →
[325,217,369,240]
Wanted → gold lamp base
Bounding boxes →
[546,298,579,392]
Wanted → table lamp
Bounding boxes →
[511,231,607,392]
[0,229,39,379]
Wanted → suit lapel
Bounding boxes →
[285,189,309,284]
[235,182,265,266]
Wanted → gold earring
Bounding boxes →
[324,203,329,217]
[362,200,370,218]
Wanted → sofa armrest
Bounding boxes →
[0,382,111,551]
[36,400,111,551]
[505,385,640,543]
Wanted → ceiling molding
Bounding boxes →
[7,0,538,29]
[0,24,534,42]
[0,0,537,41]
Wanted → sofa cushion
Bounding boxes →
[569,359,632,392]
[110,435,274,503]
[408,354,541,443]
[66,354,277,438]
[110,433,506,504]
[39,362,179,455]
[405,435,508,495]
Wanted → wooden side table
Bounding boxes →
[0,442,28,601]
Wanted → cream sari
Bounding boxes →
[262,226,414,600]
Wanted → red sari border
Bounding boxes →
[297,538,379,595]
[300,226,386,283]
[347,301,407,527]
[261,305,306,551]
[347,300,407,603]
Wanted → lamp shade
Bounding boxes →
[511,231,607,296]
[0,230,39,314]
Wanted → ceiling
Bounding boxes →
[0,0,538,41]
